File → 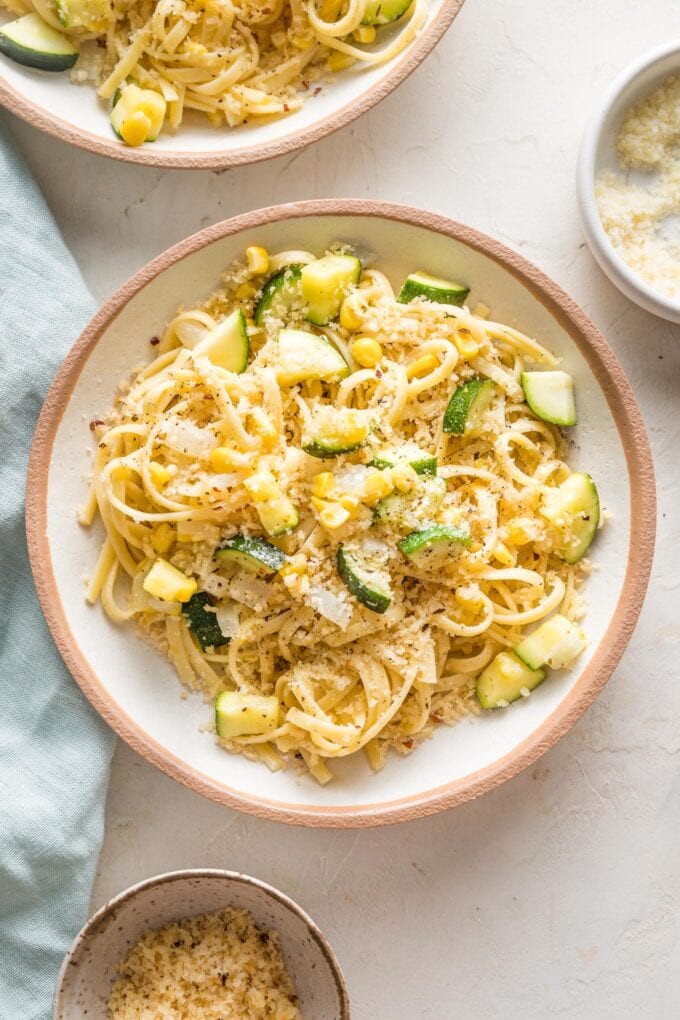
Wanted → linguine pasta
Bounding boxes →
[83,243,598,784]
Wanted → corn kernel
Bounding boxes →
[328,51,357,72]
[406,353,439,380]
[248,407,278,450]
[353,24,376,43]
[245,246,269,275]
[506,517,534,546]
[143,558,196,603]
[211,446,247,472]
[389,463,418,493]
[149,461,171,489]
[492,540,515,567]
[280,555,307,578]
[112,464,134,482]
[363,470,395,504]
[336,409,370,445]
[312,472,335,498]
[244,471,279,502]
[454,328,480,358]
[339,299,362,330]
[235,282,257,300]
[151,523,175,555]
[351,337,383,368]
[320,503,351,529]
[311,495,329,513]
[339,494,360,514]
[120,111,151,147]
[292,33,311,49]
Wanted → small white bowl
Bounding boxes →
[577,39,680,323]
[53,869,350,1019]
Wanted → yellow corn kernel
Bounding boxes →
[143,558,196,603]
[112,464,133,482]
[280,555,307,578]
[149,461,171,489]
[336,409,370,445]
[320,503,351,529]
[351,337,383,368]
[339,299,362,330]
[363,470,395,504]
[292,33,311,49]
[328,51,357,71]
[245,246,269,275]
[151,523,175,555]
[389,462,419,493]
[235,282,257,300]
[353,24,376,43]
[311,495,329,513]
[248,407,278,450]
[339,494,360,514]
[211,446,245,472]
[492,540,515,567]
[244,471,279,502]
[406,354,439,380]
[311,472,335,498]
[120,111,151,147]
[505,517,534,546]
[455,588,484,612]
[454,328,480,358]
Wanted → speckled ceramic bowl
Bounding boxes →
[53,869,350,1019]
[577,39,680,323]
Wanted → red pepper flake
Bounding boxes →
[149,335,160,345]
[431,713,444,724]
[301,80,309,91]
[403,738,414,749]
[313,87,322,96]
[283,103,290,112]
[89,419,105,431]
[375,368,383,378]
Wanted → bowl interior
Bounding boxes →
[0,2,452,163]
[54,872,347,1019]
[37,209,641,822]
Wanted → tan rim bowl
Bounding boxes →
[53,869,350,1019]
[0,1,465,169]
[26,200,656,828]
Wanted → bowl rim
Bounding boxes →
[0,0,465,169]
[577,38,680,323]
[26,198,656,828]
[52,867,351,1019]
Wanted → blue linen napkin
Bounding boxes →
[0,119,116,1019]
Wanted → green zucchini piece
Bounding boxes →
[215,690,279,739]
[303,408,370,458]
[301,253,362,326]
[362,0,412,24]
[541,472,599,563]
[274,327,349,386]
[254,264,302,327]
[182,592,228,651]
[476,651,546,709]
[370,445,437,476]
[216,535,285,576]
[336,545,392,614]
[0,13,78,71]
[521,370,576,427]
[55,0,110,30]
[398,524,472,565]
[515,614,587,671]
[257,495,299,537]
[110,83,166,142]
[398,271,470,307]
[374,476,446,527]
[443,378,497,435]
[192,308,249,373]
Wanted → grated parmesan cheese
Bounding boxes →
[595,74,680,298]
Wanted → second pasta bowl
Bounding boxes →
[27,200,654,826]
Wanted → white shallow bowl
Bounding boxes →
[27,200,655,827]
[53,869,349,1019]
[577,39,680,323]
[0,1,464,169]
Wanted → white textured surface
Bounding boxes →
[6,0,680,1015]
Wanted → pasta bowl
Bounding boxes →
[53,869,349,1019]
[0,0,465,169]
[26,200,655,827]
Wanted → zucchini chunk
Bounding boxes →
[303,408,371,459]
[336,545,392,614]
[541,473,599,563]
[515,613,587,671]
[301,253,361,326]
[371,444,438,476]
[257,496,299,537]
[0,13,78,71]
[398,524,472,565]
[521,370,576,427]
[476,651,546,709]
[274,328,349,386]
[374,476,446,527]
[111,83,166,145]
[398,271,470,307]
[215,690,279,739]
[443,378,497,435]
[55,0,110,30]
[362,0,413,23]
[254,264,302,327]
[182,592,229,651]
[193,308,249,373]
[216,535,285,576]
